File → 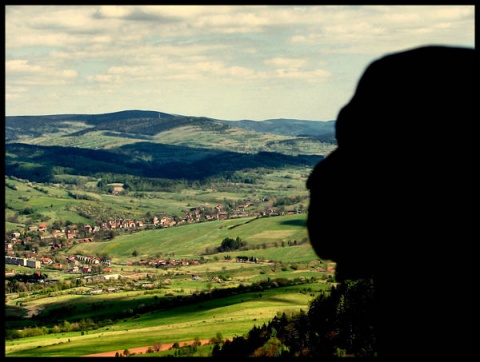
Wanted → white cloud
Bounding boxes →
[88,74,114,83]
[60,69,79,78]
[287,5,474,55]
[5,5,475,119]
[265,57,308,68]
[94,5,133,19]
[6,58,79,86]
[6,59,42,73]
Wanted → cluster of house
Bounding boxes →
[191,274,223,283]
[5,204,298,257]
[4,199,303,278]
[153,202,260,226]
[6,199,299,246]
[4,253,112,272]
[125,258,201,268]
[4,255,41,269]
[65,254,112,274]
[5,229,96,255]
[67,254,111,266]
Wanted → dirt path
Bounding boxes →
[82,339,212,357]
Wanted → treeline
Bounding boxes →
[6,278,378,357]
[5,277,318,341]
[96,174,186,193]
[213,279,377,358]
[5,142,322,184]
[5,318,108,340]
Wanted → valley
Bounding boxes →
[4,110,341,357]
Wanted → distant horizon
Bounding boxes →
[5,109,336,122]
[6,5,474,120]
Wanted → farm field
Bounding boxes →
[5,112,339,357]
[5,211,337,357]
[5,278,332,357]
[66,213,312,262]
[4,164,313,232]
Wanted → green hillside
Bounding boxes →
[5,212,335,357]
[5,161,313,232]
[63,213,313,263]
[5,283,331,357]
[4,110,341,357]
[5,110,335,155]
[5,110,335,186]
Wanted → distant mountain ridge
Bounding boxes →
[5,109,336,184]
[218,118,335,137]
[5,110,336,142]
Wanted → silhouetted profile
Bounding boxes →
[306,45,473,355]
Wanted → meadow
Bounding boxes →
[4,164,312,232]
[6,276,331,357]
[5,211,336,357]
[67,213,311,261]
[4,112,344,356]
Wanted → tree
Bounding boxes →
[212,343,221,356]
[219,236,245,252]
[210,332,224,344]
[22,206,34,215]
[213,280,376,358]
[193,336,202,346]
[252,337,286,357]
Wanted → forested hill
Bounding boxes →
[5,110,335,142]
[218,118,336,137]
[5,110,227,141]
[5,142,323,183]
[5,110,336,185]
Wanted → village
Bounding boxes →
[4,200,303,282]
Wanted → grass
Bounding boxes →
[63,213,311,263]
[5,161,328,357]
[5,164,312,231]
[5,283,330,357]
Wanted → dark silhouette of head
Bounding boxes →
[306,45,473,355]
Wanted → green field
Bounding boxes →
[5,212,337,357]
[66,213,311,262]
[5,282,331,357]
[4,111,342,356]
[5,164,312,232]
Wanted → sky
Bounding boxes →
[5,5,475,121]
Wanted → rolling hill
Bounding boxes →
[4,111,345,357]
[5,110,336,184]
[5,110,336,142]
[218,118,336,138]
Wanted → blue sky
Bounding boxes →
[5,5,475,121]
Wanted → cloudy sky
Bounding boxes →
[5,5,475,121]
